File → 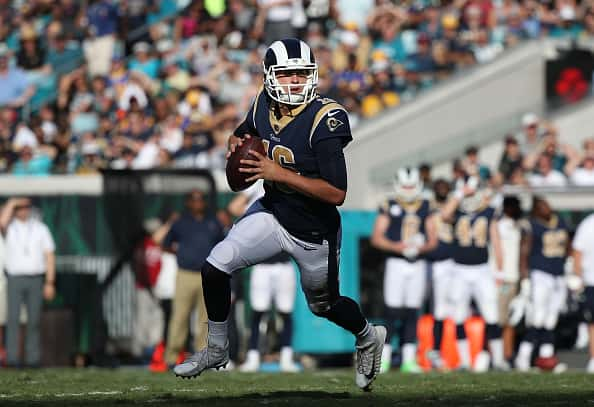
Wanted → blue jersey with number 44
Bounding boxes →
[452,206,496,265]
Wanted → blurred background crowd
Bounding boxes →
[1,0,594,178]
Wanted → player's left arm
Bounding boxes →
[489,218,504,272]
[419,214,438,254]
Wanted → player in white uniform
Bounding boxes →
[572,213,594,372]
[371,168,437,373]
[228,182,299,373]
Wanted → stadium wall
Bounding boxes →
[345,40,546,210]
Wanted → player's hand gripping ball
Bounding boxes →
[226,136,266,192]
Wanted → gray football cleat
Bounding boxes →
[355,325,386,392]
[173,342,229,378]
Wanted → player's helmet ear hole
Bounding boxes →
[263,38,318,106]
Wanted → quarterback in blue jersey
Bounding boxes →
[371,168,437,373]
[515,197,570,372]
[441,176,508,371]
[173,38,385,391]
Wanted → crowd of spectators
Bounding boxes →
[1,0,594,175]
[444,112,594,189]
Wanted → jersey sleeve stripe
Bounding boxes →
[252,89,263,129]
[308,102,347,148]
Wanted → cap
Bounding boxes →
[442,14,459,30]
[370,59,390,73]
[20,24,37,41]
[156,39,174,53]
[133,42,151,53]
[560,6,576,21]
[143,218,162,234]
[81,142,100,156]
[340,30,359,47]
[522,112,539,127]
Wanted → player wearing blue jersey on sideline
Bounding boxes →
[515,197,570,372]
[371,168,438,373]
[425,179,454,369]
[441,176,508,372]
[173,38,385,391]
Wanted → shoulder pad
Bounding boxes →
[309,100,349,148]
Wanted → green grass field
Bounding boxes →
[0,368,593,406]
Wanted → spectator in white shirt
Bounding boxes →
[528,154,567,187]
[256,0,297,45]
[0,198,55,367]
[572,213,594,373]
[566,139,594,186]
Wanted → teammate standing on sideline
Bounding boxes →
[173,38,385,391]
[440,178,508,371]
[228,182,299,373]
[572,212,594,373]
[515,197,570,372]
[371,168,438,373]
[425,179,454,369]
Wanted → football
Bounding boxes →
[535,356,559,372]
[226,136,266,192]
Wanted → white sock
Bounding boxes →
[586,358,594,373]
[402,343,417,364]
[208,319,228,348]
[280,347,293,364]
[517,341,533,362]
[489,338,504,365]
[382,344,392,364]
[539,343,554,358]
[457,339,471,368]
[356,322,375,345]
[244,349,260,364]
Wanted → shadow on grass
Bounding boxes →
[2,389,594,406]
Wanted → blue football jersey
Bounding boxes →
[427,213,454,261]
[528,215,569,276]
[452,206,496,265]
[236,91,352,243]
[379,198,431,260]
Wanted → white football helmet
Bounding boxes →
[455,176,488,213]
[263,38,318,105]
[394,168,423,203]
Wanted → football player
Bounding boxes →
[425,179,454,369]
[227,181,299,373]
[515,197,570,372]
[371,168,438,373]
[174,38,385,391]
[440,177,508,371]
[572,213,594,373]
